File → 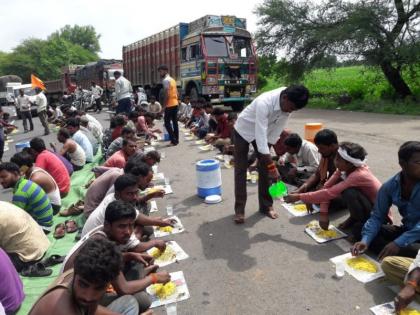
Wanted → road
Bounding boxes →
[1,108,419,314]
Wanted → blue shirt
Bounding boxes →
[361,172,420,247]
[73,130,93,162]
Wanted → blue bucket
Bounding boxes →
[15,141,30,153]
[196,159,222,198]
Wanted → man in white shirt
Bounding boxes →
[15,89,33,132]
[278,133,320,185]
[90,81,103,113]
[34,88,49,135]
[114,71,132,114]
[233,85,309,224]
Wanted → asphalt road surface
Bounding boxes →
[1,108,419,314]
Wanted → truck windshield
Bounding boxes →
[204,36,228,57]
[232,37,253,58]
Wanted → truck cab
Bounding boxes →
[181,16,257,111]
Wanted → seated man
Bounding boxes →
[63,200,171,313]
[137,112,161,139]
[54,128,86,171]
[30,238,139,315]
[177,95,190,123]
[352,141,420,260]
[29,137,71,197]
[278,133,320,186]
[85,154,161,217]
[79,116,99,155]
[0,248,24,314]
[292,129,343,210]
[0,201,50,272]
[66,117,94,163]
[82,173,170,240]
[147,95,162,117]
[11,151,62,215]
[0,162,54,233]
[205,107,233,152]
[382,250,420,313]
[285,142,382,240]
[104,139,137,169]
[272,129,292,159]
[106,126,136,159]
[191,104,210,139]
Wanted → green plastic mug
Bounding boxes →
[268,181,288,198]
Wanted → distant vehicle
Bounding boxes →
[0,75,23,106]
[74,59,123,106]
[44,65,80,104]
[123,15,257,111]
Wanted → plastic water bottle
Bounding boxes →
[165,302,177,315]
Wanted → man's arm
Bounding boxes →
[60,141,71,156]
[394,223,420,248]
[395,252,420,312]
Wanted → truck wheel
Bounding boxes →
[189,87,199,103]
[230,101,244,112]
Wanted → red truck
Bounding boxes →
[75,59,123,101]
[44,65,79,103]
[123,15,257,111]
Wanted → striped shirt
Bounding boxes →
[12,177,53,230]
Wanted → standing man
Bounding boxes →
[16,89,33,133]
[114,71,132,114]
[158,65,179,146]
[90,81,103,113]
[233,85,309,224]
[34,88,50,135]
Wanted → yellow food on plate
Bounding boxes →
[150,246,176,261]
[151,282,177,299]
[400,308,420,315]
[316,229,338,239]
[346,257,378,273]
[306,220,319,228]
[293,204,307,212]
[159,226,173,233]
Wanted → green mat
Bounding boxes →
[17,150,103,315]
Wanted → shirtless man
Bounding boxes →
[29,238,139,315]
[52,128,86,171]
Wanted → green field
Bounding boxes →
[260,66,420,115]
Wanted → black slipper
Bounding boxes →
[21,262,52,277]
[42,254,65,267]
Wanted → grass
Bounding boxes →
[259,65,420,115]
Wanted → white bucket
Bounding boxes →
[196,159,222,198]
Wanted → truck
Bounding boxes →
[44,65,80,104]
[123,15,258,111]
[74,59,123,103]
[0,75,23,106]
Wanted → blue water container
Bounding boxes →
[15,141,30,153]
[196,159,222,198]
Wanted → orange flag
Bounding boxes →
[31,74,46,90]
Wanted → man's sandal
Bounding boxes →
[53,223,66,239]
[234,214,245,224]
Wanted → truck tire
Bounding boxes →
[230,101,244,112]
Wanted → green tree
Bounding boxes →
[256,0,420,98]
[0,36,98,81]
[50,24,101,54]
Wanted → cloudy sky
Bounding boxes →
[0,0,263,59]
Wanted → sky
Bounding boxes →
[0,0,263,59]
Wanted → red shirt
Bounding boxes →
[216,114,231,139]
[103,150,128,168]
[111,126,123,141]
[35,150,70,194]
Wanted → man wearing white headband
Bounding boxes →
[285,142,382,240]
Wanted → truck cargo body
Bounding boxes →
[45,65,79,103]
[75,59,123,99]
[123,15,257,110]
